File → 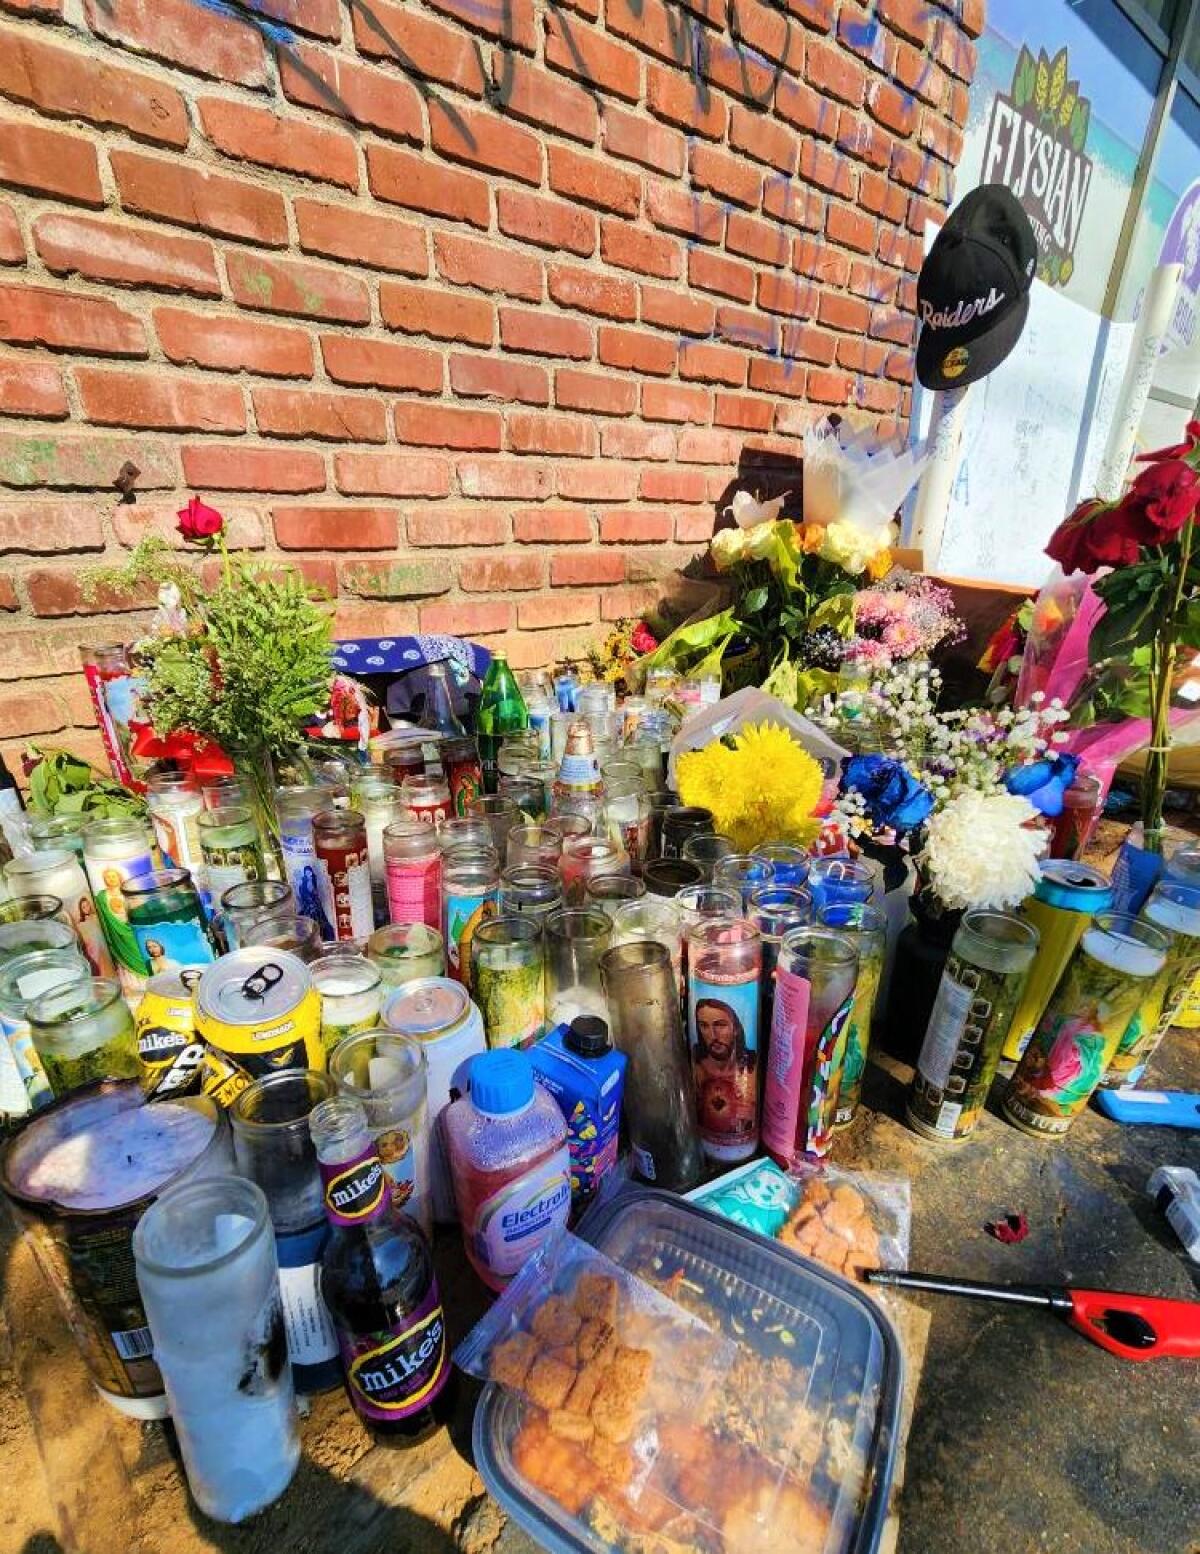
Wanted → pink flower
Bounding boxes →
[1037,1020,1087,1092]
[631,621,659,654]
[177,495,224,543]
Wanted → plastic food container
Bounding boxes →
[472,1186,903,1554]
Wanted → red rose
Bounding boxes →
[1135,419,1200,464]
[631,622,659,654]
[1121,458,1200,542]
[1045,498,1138,574]
[176,495,224,543]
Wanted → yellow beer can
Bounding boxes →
[135,969,205,1100]
[194,948,324,1100]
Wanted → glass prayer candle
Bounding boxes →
[467,794,520,857]
[0,946,85,1113]
[275,785,337,941]
[498,773,546,820]
[381,732,428,788]
[641,860,703,899]
[585,873,647,920]
[123,869,216,974]
[384,819,443,932]
[350,779,404,925]
[544,908,611,1029]
[561,837,627,906]
[6,849,111,977]
[0,894,66,925]
[686,917,762,1165]
[367,922,445,987]
[28,975,140,1097]
[647,790,680,861]
[401,772,451,831]
[243,913,323,961]
[808,856,878,916]
[753,843,811,890]
[470,915,545,1050]
[602,777,651,877]
[81,815,156,998]
[312,810,373,943]
[681,833,736,881]
[328,1029,431,1235]
[611,896,683,1003]
[748,884,812,1037]
[442,848,499,988]
[197,806,265,901]
[311,953,383,1058]
[499,864,563,923]
[28,813,87,858]
[145,771,205,884]
[506,823,563,872]
[219,880,293,952]
[201,774,251,811]
[816,902,888,1129]
[439,817,494,855]
[661,805,715,861]
[713,854,777,909]
[543,813,591,844]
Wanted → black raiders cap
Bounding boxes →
[915,184,1037,391]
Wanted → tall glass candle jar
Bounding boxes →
[686,917,762,1165]
[219,879,292,952]
[81,816,156,996]
[499,864,563,922]
[544,908,611,1028]
[133,1177,300,1522]
[202,774,251,810]
[439,817,494,856]
[384,819,443,932]
[230,1070,341,1395]
[312,809,373,943]
[1103,879,1200,1088]
[442,848,499,988]
[6,848,112,977]
[907,909,1038,1143]
[748,885,812,1036]
[544,813,592,845]
[470,916,545,1050]
[818,903,887,1128]
[401,772,451,830]
[197,806,265,902]
[1004,914,1168,1139]
[498,773,545,820]
[367,923,445,986]
[642,859,705,899]
[440,734,484,818]
[28,975,140,1096]
[561,836,628,905]
[350,779,404,926]
[244,914,322,962]
[754,843,811,890]
[809,856,878,915]
[328,1029,430,1235]
[145,771,205,886]
[603,778,651,877]
[646,790,680,861]
[585,873,647,920]
[28,812,87,859]
[600,941,703,1192]
[506,823,563,872]
[661,805,714,860]
[468,794,520,856]
[0,917,77,966]
[713,854,777,909]
[762,927,859,1167]
[611,897,683,1003]
[123,869,216,974]
[0,947,85,1112]
[311,953,383,1058]
[381,732,427,789]
[681,833,736,881]
[275,785,336,941]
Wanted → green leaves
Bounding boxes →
[741,585,769,616]
[1091,560,1168,661]
[1013,45,1037,109]
[26,748,146,819]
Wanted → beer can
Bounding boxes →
[194,948,324,1102]
[1001,859,1113,1062]
[199,1044,253,1110]
[135,969,205,1100]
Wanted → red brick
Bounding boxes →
[605,0,678,64]
[728,106,799,173]
[334,601,419,638]
[757,270,818,318]
[703,36,778,105]
[0,283,146,357]
[716,304,779,352]
[274,507,398,550]
[500,308,592,360]
[0,430,173,489]
[406,508,509,546]
[0,576,15,610]
[867,79,917,136]
[678,339,747,387]
[732,0,794,62]
[333,452,451,498]
[497,189,596,257]
[459,554,544,592]
[459,458,552,500]
[367,144,490,230]
[806,368,852,404]
[799,140,856,198]
[835,335,888,373]
[514,507,591,544]
[793,236,851,286]
[226,251,369,324]
[641,382,711,425]
[492,58,597,144]
[869,304,915,346]
[279,43,422,143]
[341,556,451,599]
[507,412,596,458]
[557,463,637,501]
[776,74,834,137]
[676,509,716,543]
[0,24,189,147]
[598,324,674,375]
[435,233,542,301]
[817,291,871,332]
[689,248,754,302]
[894,40,944,107]
[251,0,341,38]
[647,65,726,139]
[545,14,641,102]
[321,336,442,394]
[83,0,267,88]
[425,0,535,49]
[111,503,264,552]
[350,0,486,94]
[726,211,791,265]
[420,598,511,636]
[602,105,685,176]
[645,182,726,245]
[35,214,219,296]
[0,356,66,418]
[778,320,836,362]
[602,422,674,461]
[639,467,707,503]
[394,403,501,450]
[891,143,949,199]
[252,386,386,443]
[806,39,864,104]
[876,0,930,43]
[518,592,596,630]
[690,143,762,209]
[599,510,672,543]
[0,114,102,207]
[1,0,63,16]
[199,99,358,190]
[747,355,808,397]
[919,107,963,168]
[429,99,541,187]
[294,198,426,277]
[826,202,875,253]
[555,369,637,416]
[675,427,741,463]
[549,145,640,217]
[548,266,636,322]
[836,4,891,65]
[639,285,715,337]
[836,109,893,171]
[26,567,156,617]
[601,582,659,621]
[182,444,325,493]
[714,393,773,430]
[111,151,288,246]
[0,682,68,735]
[77,366,244,432]
[860,169,907,223]
[0,201,19,263]
[551,550,624,586]
[0,502,104,552]
[933,16,975,80]
[380,282,494,346]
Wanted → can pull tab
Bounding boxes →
[241,962,284,1002]
[180,968,203,993]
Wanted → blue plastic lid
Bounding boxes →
[471,1049,534,1115]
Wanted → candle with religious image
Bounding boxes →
[6,849,113,978]
[686,917,762,1165]
[81,816,157,997]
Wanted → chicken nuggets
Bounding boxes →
[531,1294,583,1348]
[586,1435,635,1489]
[564,1362,602,1416]
[525,1352,575,1411]
[548,1409,595,1445]
[573,1271,620,1326]
[576,1317,617,1364]
[609,1345,652,1393]
[488,1331,538,1390]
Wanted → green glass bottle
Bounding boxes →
[475,650,528,794]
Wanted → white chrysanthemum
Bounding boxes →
[920,790,1044,911]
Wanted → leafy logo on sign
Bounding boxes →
[981,44,1093,288]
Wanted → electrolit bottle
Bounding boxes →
[443,1049,571,1292]
[475,651,528,795]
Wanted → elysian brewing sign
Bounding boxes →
[980,45,1092,288]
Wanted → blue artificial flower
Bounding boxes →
[843,754,934,833]
[1003,753,1080,818]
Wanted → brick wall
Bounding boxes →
[0,0,981,769]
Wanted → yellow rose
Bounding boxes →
[866,548,894,581]
[710,527,747,572]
